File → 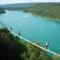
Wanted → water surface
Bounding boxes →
[0,11,60,54]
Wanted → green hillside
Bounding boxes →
[21,3,60,20]
[0,28,60,60]
[1,3,60,19]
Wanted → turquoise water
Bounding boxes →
[0,11,60,54]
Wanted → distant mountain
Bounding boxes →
[0,2,60,10]
[0,2,60,19]
[0,3,36,10]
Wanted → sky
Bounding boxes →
[0,0,60,4]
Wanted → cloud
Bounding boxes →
[0,0,60,4]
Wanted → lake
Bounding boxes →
[0,10,60,54]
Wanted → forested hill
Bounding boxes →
[1,3,60,19]
[1,3,60,10]
[0,28,60,60]
[0,3,35,10]
[21,3,60,19]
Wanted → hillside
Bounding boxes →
[21,3,60,20]
[0,28,59,60]
[1,3,60,19]
[0,3,35,10]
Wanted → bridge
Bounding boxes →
[0,22,60,57]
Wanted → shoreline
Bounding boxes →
[22,11,60,22]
